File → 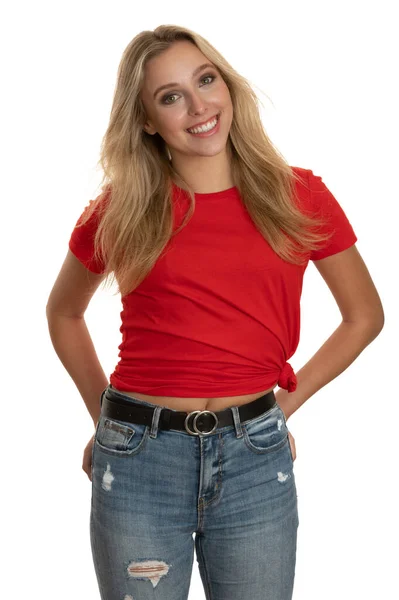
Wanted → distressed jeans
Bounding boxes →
[90,385,299,599]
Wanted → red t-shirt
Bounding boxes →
[68,167,357,396]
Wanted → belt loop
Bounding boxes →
[149,406,162,439]
[231,406,243,438]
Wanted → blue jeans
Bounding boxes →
[90,385,299,599]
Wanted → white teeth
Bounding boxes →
[187,115,218,134]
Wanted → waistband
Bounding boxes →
[100,385,277,437]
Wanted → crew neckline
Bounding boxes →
[173,182,238,199]
[194,186,237,197]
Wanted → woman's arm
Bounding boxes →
[276,245,384,420]
[46,250,109,427]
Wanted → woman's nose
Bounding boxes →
[188,96,208,115]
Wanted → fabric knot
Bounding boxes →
[278,362,297,393]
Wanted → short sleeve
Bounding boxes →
[308,169,358,261]
[68,193,108,274]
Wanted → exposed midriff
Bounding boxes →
[110,383,278,413]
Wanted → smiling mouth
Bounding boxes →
[185,113,220,132]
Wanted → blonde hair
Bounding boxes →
[78,24,332,297]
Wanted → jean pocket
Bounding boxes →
[242,404,288,454]
[95,415,149,457]
[275,403,295,463]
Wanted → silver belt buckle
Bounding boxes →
[184,410,218,436]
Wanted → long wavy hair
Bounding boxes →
[78,24,332,297]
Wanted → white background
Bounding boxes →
[1,1,398,598]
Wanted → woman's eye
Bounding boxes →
[162,74,217,105]
[162,93,178,105]
[201,74,215,85]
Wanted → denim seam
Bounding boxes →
[201,433,224,509]
[242,430,289,455]
[196,534,213,600]
[95,427,150,457]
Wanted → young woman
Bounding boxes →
[46,25,384,600]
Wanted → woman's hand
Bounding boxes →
[287,430,296,461]
[82,434,95,481]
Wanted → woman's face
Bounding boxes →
[140,41,233,161]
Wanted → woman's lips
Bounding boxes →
[185,113,220,132]
[185,113,221,136]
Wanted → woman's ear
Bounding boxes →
[143,121,157,135]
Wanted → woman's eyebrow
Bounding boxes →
[153,63,215,98]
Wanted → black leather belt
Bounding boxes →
[100,387,277,436]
